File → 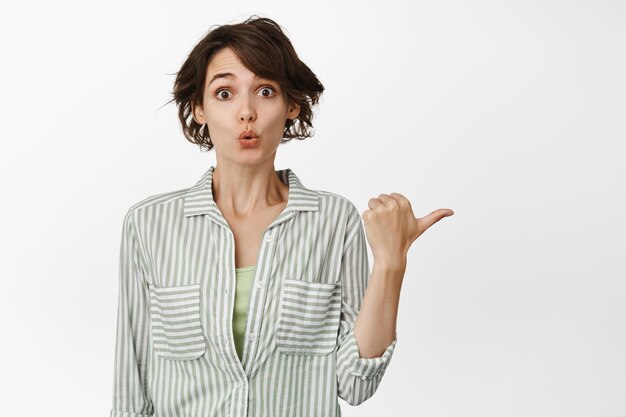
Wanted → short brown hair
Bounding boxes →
[167,16,325,152]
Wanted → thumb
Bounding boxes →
[417,208,454,231]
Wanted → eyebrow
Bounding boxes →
[207,72,271,87]
[208,72,235,86]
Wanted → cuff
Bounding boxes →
[344,331,398,380]
[110,410,153,417]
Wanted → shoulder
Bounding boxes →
[122,185,194,223]
[312,189,365,248]
[313,189,361,221]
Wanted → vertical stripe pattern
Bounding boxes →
[110,165,398,417]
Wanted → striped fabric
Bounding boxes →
[149,283,205,360]
[110,165,398,417]
[277,279,342,355]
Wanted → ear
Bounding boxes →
[192,103,206,125]
[287,102,301,120]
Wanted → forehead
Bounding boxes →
[208,47,241,71]
[207,47,254,81]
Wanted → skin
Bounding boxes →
[354,197,454,358]
[192,46,455,359]
[192,47,301,268]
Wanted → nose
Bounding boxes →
[238,95,256,123]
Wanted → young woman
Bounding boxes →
[110,16,454,417]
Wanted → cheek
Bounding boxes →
[264,105,289,125]
[205,107,228,127]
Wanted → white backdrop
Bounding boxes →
[1,1,624,416]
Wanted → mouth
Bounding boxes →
[239,129,259,140]
[238,135,260,148]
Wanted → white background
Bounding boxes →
[1,1,624,416]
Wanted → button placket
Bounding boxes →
[244,228,275,365]
[255,230,273,291]
[225,228,247,377]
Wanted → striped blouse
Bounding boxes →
[110,165,398,417]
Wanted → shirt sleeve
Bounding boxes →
[336,204,398,406]
[110,209,154,417]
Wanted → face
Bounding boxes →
[193,47,300,163]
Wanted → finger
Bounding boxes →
[388,192,407,202]
[367,197,384,210]
[377,194,398,208]
[417,208,455,230]
[389,192,412,211]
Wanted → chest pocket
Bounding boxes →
[276,278,341,356]
[148,283,206,361]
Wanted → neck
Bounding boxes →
[211,161,288,217]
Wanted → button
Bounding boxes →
[248,333,255,341]
[265,231,274,242]
[256,281,263,288]
[360,376,367,380]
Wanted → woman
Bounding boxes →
[110,16,453,417]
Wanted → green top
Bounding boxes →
[233,265,256,361]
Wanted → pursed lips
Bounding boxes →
[239,129,258,139]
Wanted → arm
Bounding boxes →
[110,209,154,417]
[336,206,399,406]
[336,188,454,406]
[353,258,404,358]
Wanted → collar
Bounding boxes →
[183,165,319,218]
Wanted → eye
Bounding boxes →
[258,86,277,97]
[215,89,232,100]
